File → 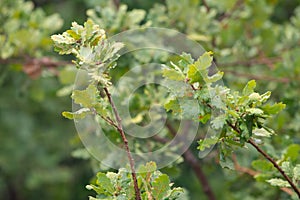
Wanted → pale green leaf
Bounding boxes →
[283,144,300,161]
[261,102,286,115]
[197,137,219,151]
[164,99,181,114]
[162,68,185,81]
[246,108,264,115]
[266,178,290,187]
[251,160,274,172]
[203,71,224,83]
[253,128,273,137]
[187,64,202,83]
[293,165,300,180]
[152,174,170,200]
[210,115,226,129]
[86,184,105,194]
[242,80,256,96]
[194,51,213,70]
[72,84,98,108]
[219,154,234,170]
[96,172,115,195]
[260,91,271,103]
[167,187,184,199]
[248,92,261,101]
[180,52,194,65]
[281,161,293,176]
[62,108,91,119]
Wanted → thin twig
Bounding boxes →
[232,154,258,176]
[232,154,295,196]
[103,87,141,200]
[227,121,300,197]
[248,139,300,198]
[202,0,210,12]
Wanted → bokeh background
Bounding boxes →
[1,0,300,199]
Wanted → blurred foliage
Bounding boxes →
[1,0,300,199]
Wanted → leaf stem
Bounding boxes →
[103,87,141,200]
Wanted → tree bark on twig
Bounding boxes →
[227,121,300,198]
[103,87,141,200]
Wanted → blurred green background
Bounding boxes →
[1,0,300,199]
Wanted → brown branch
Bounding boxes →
[165,121,217,200]
[248,139,300,198]
[103,87,141,200]
[232,154,295,196]
[202,0,210,12]
[0,57,71,79]
[227,121,300,197]
[232,154,258,176]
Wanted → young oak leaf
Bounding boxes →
[194,51,213,70]
[242,80,256,96]
[261,102,286,115]
[266,178,290,187]
[71,84,98,108]
[197,137,219,151]
[96,172,115,195]
[62,108,91,119]
[152,174,170,200]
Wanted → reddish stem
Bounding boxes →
[103,87,141,200]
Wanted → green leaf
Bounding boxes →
[72,84,98,108]
[86,184,105,194]
[164,99,181,114]
[248,92,261,101]
[96,172,115,195]
[167,187,184,199]
[180,52,194,65]
[260,91,271,103]
[197,137,219,151]
[204,71,224,83]
[282,144,300,161]
[219,152,234,170]
[180,99,199,119]
[253,128,273,137]
[162,67,185,81]
[194,51,213,70]
[138,161,157,180]
[242,80,256,96]
[187,64,202,83]
[293,165,300,181]
[210,115,226,129]
[199,113,211,124]
[261,102,286,115]
[266,178,290,187]
[246,108,264,115]
[62,108,91,119]
[152,174,170,200]
[251,160,274,172]
[281,161,293,176]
